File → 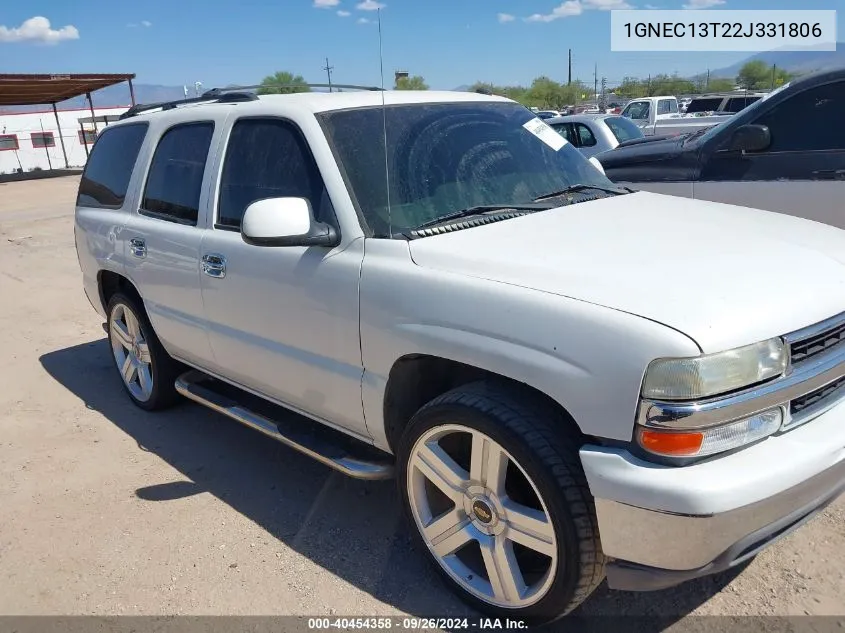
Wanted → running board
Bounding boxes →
[174,370,394,480]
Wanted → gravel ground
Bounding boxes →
[0,176,843,624]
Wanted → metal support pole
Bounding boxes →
[39,119,53,171]
[128,78,136,106]
[80,121,89,159]
[87,92,98,134]
[52,103,69,169]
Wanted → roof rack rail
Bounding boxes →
[118,82,383,120]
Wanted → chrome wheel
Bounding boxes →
[407,424,558,608]
[109,303,153,402]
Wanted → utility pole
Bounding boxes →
[594,63,598,104]
[600,77,607,110]
[323,57,334,93]
[706,68,710,92]
[568,49,572,85]
[771,64,777,90]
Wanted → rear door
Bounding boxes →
[121,111,225,368]
[696,80,845,229]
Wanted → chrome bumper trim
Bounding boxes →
[783,310,845,345]
[638,341,845,431]
[594,457,845,571]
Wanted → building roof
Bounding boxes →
[0,73,135,107]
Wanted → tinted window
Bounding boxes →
[77,123,148,209]
[576,123,597,146]
[725,96,760,113]
[604,116,644,143]
[31,132,55,148]
[686,98,723,113]
[218,118,331,229]
[141,122,214,225]
[754,82,845,152]
[623,101,650,120]
[319,102,618,237]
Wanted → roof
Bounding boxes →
[546,113,619,124]
[0,73,135,107]
[120,89,512,123]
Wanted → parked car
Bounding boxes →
[535,110,561,119]
[621,95,729,136]
[685,92,765,115]
[75,86,845,625]
[546,113,648,158]
[597,68,845,231]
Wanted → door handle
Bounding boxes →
[129,238,147,258]
[201,253,227,278]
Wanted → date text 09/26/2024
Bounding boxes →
[307,618,528,630]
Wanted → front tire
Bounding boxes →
[396,381,605,625]
[107,292,181,411]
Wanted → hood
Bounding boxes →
[408,192,845,353]
[597,135,685,168]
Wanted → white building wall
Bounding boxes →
[0,106,129,175]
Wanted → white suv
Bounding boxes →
[74,86,845,624]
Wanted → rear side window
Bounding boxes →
[550,123,574,143]
[575,123,597,147]
[657,99,673,115]
[725,97,760,113]
[686,98,722,113]
[141,122,214,225]
[77,123,148,209]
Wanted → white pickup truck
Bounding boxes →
[621,95,731,137]
[74,87,845,625]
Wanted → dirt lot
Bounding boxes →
[0,176,842,622]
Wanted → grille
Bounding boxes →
[790,319,845,364]
[791,376,845,417]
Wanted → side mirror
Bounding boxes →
[241,197,339,248]
[727,124,771,153]
[588,156,606,175]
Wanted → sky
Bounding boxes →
[1,0,842,91]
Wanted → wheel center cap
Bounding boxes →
[472,499,494,524]
[132,341,141,359]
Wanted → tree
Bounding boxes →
[395,75,429,90]
[707,77,736,92]
[736,61,790,90]
[257,71,311,94]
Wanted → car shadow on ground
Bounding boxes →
[40,339,746,629]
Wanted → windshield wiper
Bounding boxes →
[533,183,628,202]
[414,203,554,230]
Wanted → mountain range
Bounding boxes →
[1,44,842,114]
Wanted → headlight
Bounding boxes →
[641,338,787,401]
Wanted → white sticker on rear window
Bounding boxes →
[523,117,567,151]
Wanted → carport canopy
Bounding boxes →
[0,73,135,107]
[0,73,136,169]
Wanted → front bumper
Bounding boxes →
[580,394,845,591]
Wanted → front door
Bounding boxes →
[198,117,368,439]
[696,80,845,230]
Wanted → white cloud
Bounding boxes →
[644,3,659,7]
[337,9,351,16]
[357,17,371,23]
[0,16,79,44]
[314,0,340,7]
[498,13,516,23]
[141,20,152,27]
[682,0,725,7]
[583,0,631,9]
[525,1,583,22]
[356,0,385,10]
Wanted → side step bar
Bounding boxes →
[175,370,394,481]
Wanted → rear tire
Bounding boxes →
[396,380,605,626]
[106,292,181,411]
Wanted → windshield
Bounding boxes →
[604,116,643,143]
[318,101,618,237]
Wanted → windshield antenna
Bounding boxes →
[377,8,392,237]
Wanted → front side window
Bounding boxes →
[31,132,55,148]
[141,122,214,225]
[604,116,643,143]
[77,123,148,209]
[550,123,574,144]
[753,82,845,152]
[319,102,619,237]
[217,118,332,230]
[622,101,650,120]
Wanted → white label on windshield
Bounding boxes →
[523,117,567,151]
